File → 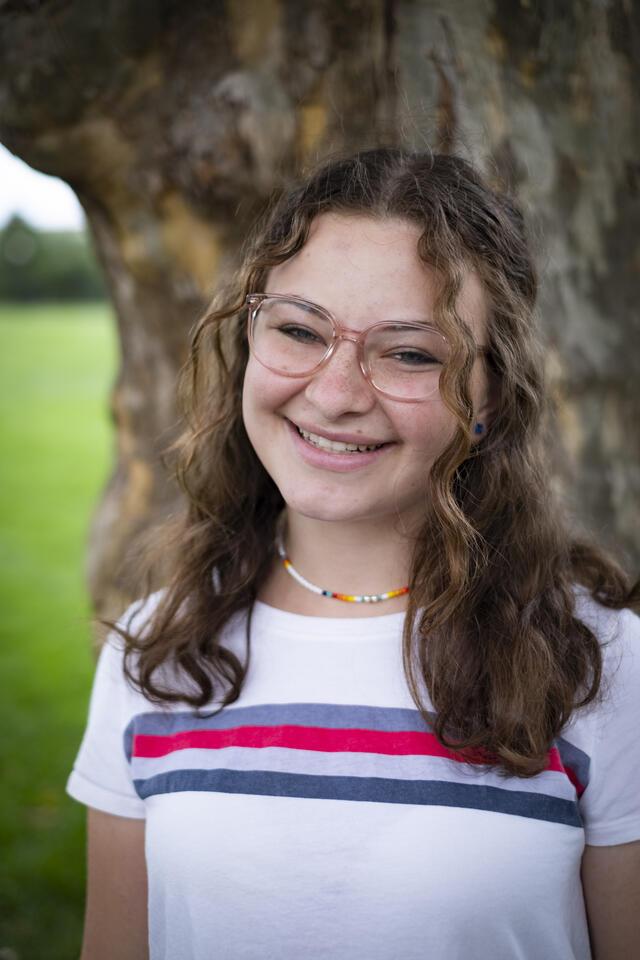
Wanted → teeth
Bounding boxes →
[297,426,384,453]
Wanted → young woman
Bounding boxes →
[67,148,640,960]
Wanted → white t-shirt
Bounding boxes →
[67,589,640,960]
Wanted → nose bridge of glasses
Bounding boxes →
[328,327,371,368]
[335,328,364,347]
[317,328,370,387]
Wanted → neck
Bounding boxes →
[261,509,416,618]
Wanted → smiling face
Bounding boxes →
[242,213,495,532]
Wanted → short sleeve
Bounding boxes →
[579,606,640,846]
[66,598,160,819]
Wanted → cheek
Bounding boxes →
[243,360,275,416]
[241,365,277,474]
[241,362,267,447]
[393,402,456,452]
[241,359,298,432]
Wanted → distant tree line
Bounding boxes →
[0,214,106,301]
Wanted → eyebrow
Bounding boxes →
[272,292,439,328]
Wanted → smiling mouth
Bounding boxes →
[294,423,388,454]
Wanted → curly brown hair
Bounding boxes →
[108,147,639,779]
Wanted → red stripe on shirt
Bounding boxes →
[132,725,579,786]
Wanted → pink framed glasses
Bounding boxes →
[246,293,489,403]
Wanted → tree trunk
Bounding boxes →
[1,0,637,622]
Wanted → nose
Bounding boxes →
[303,336,377,417]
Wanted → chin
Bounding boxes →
[280,498,351,523]
[278,489,385,526]
[293,506,360,524]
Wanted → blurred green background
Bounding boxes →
[0,296,116,958]
[0,215,106,303]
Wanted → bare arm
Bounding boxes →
[581,840,640,960]
[80,807,148,960]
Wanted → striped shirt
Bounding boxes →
[67,590,640,960]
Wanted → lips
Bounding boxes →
[285,418,394,473]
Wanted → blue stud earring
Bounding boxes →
[474,423,484,435]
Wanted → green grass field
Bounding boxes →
[0,302,116,959]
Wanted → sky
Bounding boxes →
[0,142,85,231]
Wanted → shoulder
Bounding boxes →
[572,585,640,657]
[102,587,248,703]
[572,584,638,638]
[101,589,167,663]
[571,585,640,713]
[96,589,167,696]
[567,590,640,846]
[111,588,167,645]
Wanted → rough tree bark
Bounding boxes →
[0,0,637,624]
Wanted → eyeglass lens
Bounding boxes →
[250,297,450,401]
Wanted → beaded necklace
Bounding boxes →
[275,531,410,604]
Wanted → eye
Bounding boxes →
[385,349,440,367]
[278,324,327,344]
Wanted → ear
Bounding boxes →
[472,366,500,443]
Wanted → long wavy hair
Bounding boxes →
[109,147,639,778]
